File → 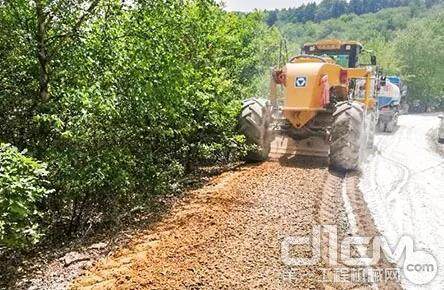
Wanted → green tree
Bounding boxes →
[349,0,364,14]
[266,10,278,26]
[395,13,444,104]
[364,37,401,74]
[0,144,52,249]
[0,0,281,244]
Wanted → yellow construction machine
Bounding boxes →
[239,39,379,170]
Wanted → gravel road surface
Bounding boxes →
[73,160,342,289]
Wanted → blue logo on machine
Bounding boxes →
[295,76,307,87]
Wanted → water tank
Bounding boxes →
[378,80,401,108]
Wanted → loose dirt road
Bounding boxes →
[360,114,444,289]
[71,153,400,289]
[74,161,333,289]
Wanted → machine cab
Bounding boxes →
[302,39,363,68]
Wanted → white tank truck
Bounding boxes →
[376,76,403,132]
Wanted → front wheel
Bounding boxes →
[330,102,364,171]
[385,121,395,133]
[377,120,386,132]
[385,113,398,133]
[238,98,271,162]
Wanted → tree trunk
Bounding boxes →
[35,0,49,102]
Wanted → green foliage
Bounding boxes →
[266,0,418,24]
[0,144,51,249]
[394,13,444,104]
[0,0,281,246]
[0,1,39,149]
[278,6,422,52]
[364,37,401,75]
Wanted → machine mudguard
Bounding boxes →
[333,101,365,118]
[332,102,351,117]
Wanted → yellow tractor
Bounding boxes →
[239,39,379,170]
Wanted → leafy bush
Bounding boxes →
[0,0,283,240]
[266,0,418,25]
[394,13,444,104]
[0,144,51,249]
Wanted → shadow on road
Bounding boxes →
[277,154,329,169]
[376,125,400,135]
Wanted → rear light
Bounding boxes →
[274,70,287,85]
[340,70,348,84]
[320,75,330,107]
[381,107,390,111]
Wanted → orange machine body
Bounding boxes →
[280,55,373,129]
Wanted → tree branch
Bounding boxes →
[35,0,49,101]
[48,0,101,58]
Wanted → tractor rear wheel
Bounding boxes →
[385,114,398,133]
[330,102,364,171]
[385,121,395,133]
[377,120,387,132]
[239,98,271,162]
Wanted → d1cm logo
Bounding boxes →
[295,76,307,87]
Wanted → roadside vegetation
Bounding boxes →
[0,0,443,255]
[266,0,442,24]
[0,0,281,251]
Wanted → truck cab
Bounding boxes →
[302,39,363,68]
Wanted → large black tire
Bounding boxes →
[385,113,398,133]
[330,102,364,171]
[367,111,377,149]
[377,119,387,132]
[385,120,395,133]
[239,98,270,162]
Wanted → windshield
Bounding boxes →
[314,52,350,67]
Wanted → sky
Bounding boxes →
[222,0,321,12]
